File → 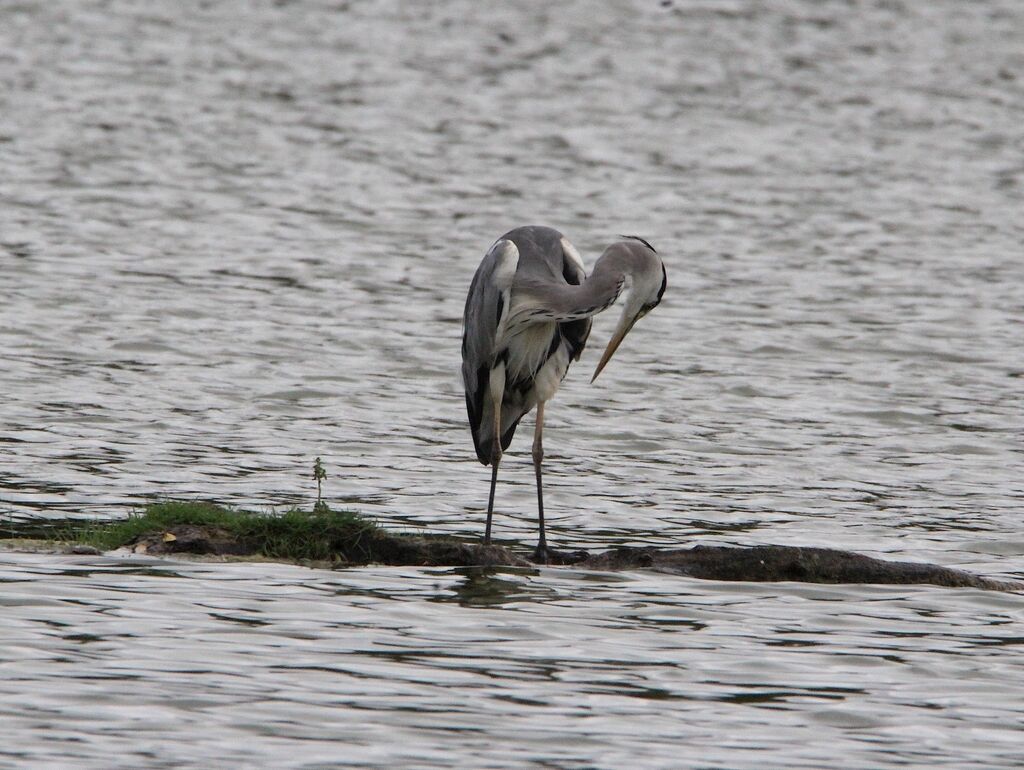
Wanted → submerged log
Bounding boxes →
[125,525,1021,591]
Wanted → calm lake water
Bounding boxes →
[2,0,1023,767]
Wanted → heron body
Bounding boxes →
[461,225,666,560]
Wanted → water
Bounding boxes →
[1,0,1023,766]
[2,553,1022,769]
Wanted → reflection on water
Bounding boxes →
[437,568,557,607]
[2,0,1023,767]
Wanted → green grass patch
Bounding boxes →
[7,501,383,562]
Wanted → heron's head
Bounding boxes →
[591,237,667,383]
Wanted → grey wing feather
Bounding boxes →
[462,239,517,463]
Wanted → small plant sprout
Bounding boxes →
[313,457,327,512]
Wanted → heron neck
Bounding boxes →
[513,256,628,324]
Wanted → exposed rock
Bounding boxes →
[120,525,1023,591]
[66,544,102,555]
[365,537,532,568]
[129,525,256,556]
[127,525,532,567]
[578,545,1023,591]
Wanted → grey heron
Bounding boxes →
[461,225,666,561]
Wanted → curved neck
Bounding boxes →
[512,256,628,324]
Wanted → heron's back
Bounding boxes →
[462,226,591,465]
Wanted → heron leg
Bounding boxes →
[532,400,548,563]
[485,439,500,545]
[484,372,504,546]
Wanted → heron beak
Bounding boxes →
[591,313,637,383]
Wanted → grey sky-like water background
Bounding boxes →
[2,1,1023,767]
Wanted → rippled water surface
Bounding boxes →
[2,0,1023,767]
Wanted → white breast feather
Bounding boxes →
[504,322,553,383]
[532,342,570,402]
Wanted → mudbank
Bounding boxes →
[5,502,1019,592]
[125,523,1022,592]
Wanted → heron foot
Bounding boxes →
[530,545,589,566]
